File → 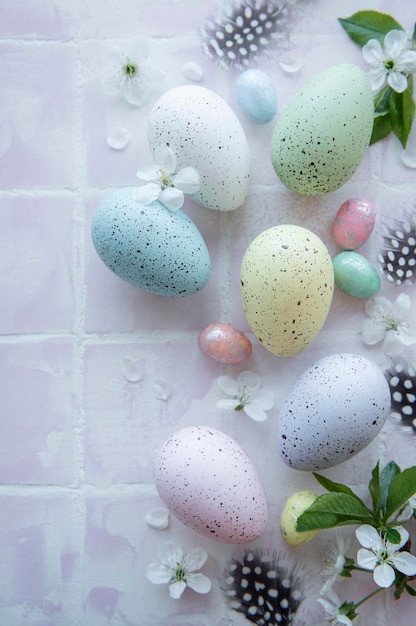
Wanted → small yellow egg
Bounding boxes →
[280,490,318,545]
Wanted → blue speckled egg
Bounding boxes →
[235,69,277,124]
[91,187,211,297]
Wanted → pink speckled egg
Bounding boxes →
[153,426,268,544]
[333,198,376,250]
[198,322,252,364]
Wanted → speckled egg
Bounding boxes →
[240,225,334,357]
[333,251,381,298]
[235,69,277,124]
[91,187,210,296]
[147,85,251,211]
[280,491,318,545]
[277,353,391,471]
[153,426,268,544]
[271,63,373,195]
[198,322,252,364]
[333,198,376,250]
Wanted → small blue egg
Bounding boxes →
[235,69,277,125]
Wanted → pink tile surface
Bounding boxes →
[1,1,416,625]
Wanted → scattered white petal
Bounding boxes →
[278,51,303,73]
[106,126,131,150]
[182,61,204,81]
[145,507,170,529]
[121,357,143,383]
[152,378,171,401]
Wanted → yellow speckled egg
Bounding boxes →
[240,225,334,357]
[280,491,318,545]
[271,64,374,195]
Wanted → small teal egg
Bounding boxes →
[91,187,211,297]
[235,69,277,125]
[333,251,380,298]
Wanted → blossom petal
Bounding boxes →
[367,67,388,92]
[383,30,409,58]
[216,375,239,396]
[169,580,187,599]
[155,145,176,173]
[382,331,407,356]
[237,370,261,393]
[136,164,160,182]
[186,572,212,594]
[140,65,165,84]
[396,50,416,74]
[362,39,384,66]
[393,292,412,315]
[146,562,172,585]
[182,547,207,572]
[216,398,240,410]
[373,562,395,588]
[159,187,184,211]
[360,319,386,345]
[388,71,408,94]
[391,551,416,576]
[356,548,378,571]
[355,524,381,549]
[365,295,392,318]
[173,167,200,194]
[159,542,183,569]
[122,77,148,106]
[132,182,161,205]
[252,388,275,410]
[244,403,268,422]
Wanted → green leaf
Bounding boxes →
[369,462,381,515]
[374,86,392,117]
[313,472,369,507]
[370,114,392,144]
[385,466,416,519]
[389,87,416,148]
[296,493,373,532]
[412,22,416,47]
[383,527,402,544]
[338,10,404,47]
[380,461,401,516]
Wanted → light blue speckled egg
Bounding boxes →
[235,69,277,124]
[91,187,211,297]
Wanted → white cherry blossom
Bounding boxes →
[216,370,274,422]
[359,293,416,356]
[134,145,200,211]
[362,30,416,93]
[146,542,211,599]
[355,524,416,588]
[317,588,353,626]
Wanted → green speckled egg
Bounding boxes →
[333,251,381,298]
[271,63,374,196]
[240,225,334,357]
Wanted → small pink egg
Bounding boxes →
[333,198,376,250]
[198,322,252,364]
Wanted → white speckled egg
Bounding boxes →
[277,353,391,471]
[153,426,268,544]
[240,225,334,357]
[235,69,277,124]
[271,64,374,195]
[91,187,210,296]
[147,85,251,211]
